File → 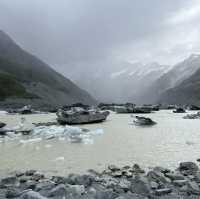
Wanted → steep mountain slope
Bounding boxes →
[0,30,96,108]
[137,54,200,104]
[159,65,200,105]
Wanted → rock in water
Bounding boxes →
[183,112,200,119]
[0,122,6,128]
[56,106,109,125]
[178,162,198,175]
[173,107,186,113]
[133,116,156,126]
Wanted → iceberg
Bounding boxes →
[31,125,103,144]
[0,117,104,144]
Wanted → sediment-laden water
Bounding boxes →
[0,110,200,176]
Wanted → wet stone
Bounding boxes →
[5,187,21,198]
[0,122,6,128]
[19,190,47,199]
[31,172,44,181]
[0,176,19,187]
[111,171,123,178]
[165,173,185,181]
[108,165,121,172]
[15,172,24,178]
[147,170,168,184]
[153,167,171,174]
[131,177,150,196]
[0,189,7,199]
[24,180,37,190]
[187,181,200,194]
[35,180,55,192]
[179,162,199,176]
[25,170,37,176]
[123,171,133,178]
[155,188,172,196]
[133,164,145,174]
[150,181,159,189]
[194,172,200,183]
[66,184,85,196]
[51,176,68,184]
[96,189,118,199]
[19,176,31,183]
[173,180,187,187]
[122,166,131,170]
[47,184,67,197]
[118,179,131,191]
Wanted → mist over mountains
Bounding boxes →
[69,61,170,103]
[66,54,200,105]
[1,29,200,107]
[1,0,200,106]
[159,55,200,105]
[136,54,200,105]
[0,30,96,108]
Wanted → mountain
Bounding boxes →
[137,54,200,104]
[0,30,96,108]
[70,61,169,103]
[159,55,200,105]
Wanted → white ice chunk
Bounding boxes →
[1,120,104,144]
[19,138,42,144]
[12,117,33,132]
[54,156,65,161]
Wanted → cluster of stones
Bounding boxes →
[183,112,200,119]
[0,122,7,136]
[1,162,200,198]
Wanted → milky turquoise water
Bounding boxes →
[0,110,200,176]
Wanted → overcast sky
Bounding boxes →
[0,0,200,73]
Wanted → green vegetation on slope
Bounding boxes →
[0,30,96,107]
[0,72,37,100]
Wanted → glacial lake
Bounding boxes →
[0,110,200,176]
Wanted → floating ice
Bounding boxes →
[0,117,104,144]
[0,110,7,114]
[90,128,104,135]
[45,144,52,148]
[30,125,103,144]
[54,156,65,161]
[19,138,42,144]
[12,117,33,133]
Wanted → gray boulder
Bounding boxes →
[178,162,198,175]
[47,184,67,197]
[56,108,109,125]
[0,176,19,187]
[130,177,150,196]
[19,190,47,199]
[0,122,6,128]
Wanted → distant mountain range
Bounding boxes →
[1,29,200,107]
[137,54,200,105]
[0,30,96,108]
[70,54,200,105]
[72,61,170,103]
[158,55,200,105]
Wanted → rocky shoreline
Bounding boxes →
[1,162,200,198]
